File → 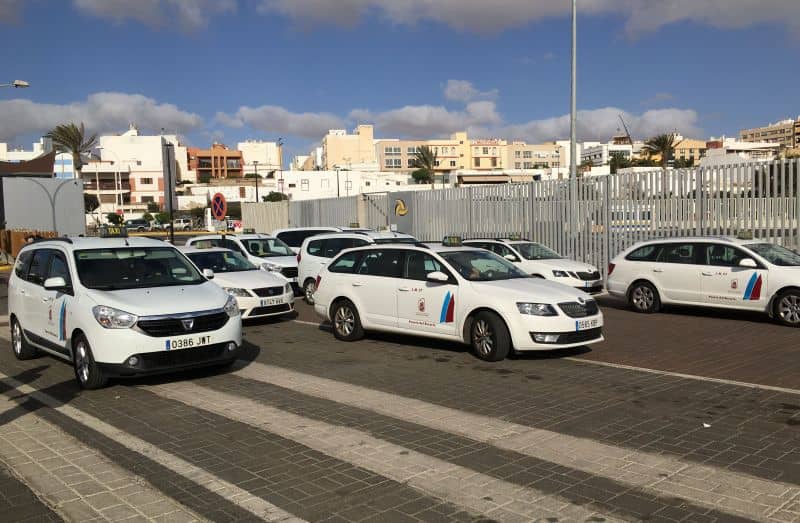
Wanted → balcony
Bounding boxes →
[84,181,131,192]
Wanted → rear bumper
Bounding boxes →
[97,341,239,377]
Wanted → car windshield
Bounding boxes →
[439,250,530,281]
[243,238,294,257]
[74,247,205,290]
[187,250,257,273]
[745,243,800,266]
[372,237,418,244]
[514,242,562,260]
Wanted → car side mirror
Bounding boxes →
[44,276,67,291]
[504,254,519,262]
[426,271,449,283]
[738,258,757,268]
[203,268,215,279]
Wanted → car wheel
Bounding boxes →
[774,290,800,327]
[470,311,511,362]
[303,279,316,305]
[331,300,364,341]
[138,226,145,232]
[73,335,108,389]
[629,281,661,313]
[11,318,37,360]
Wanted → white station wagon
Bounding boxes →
[608,235,800,326]
[313,240,603,361]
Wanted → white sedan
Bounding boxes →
[313,242,603,361]
[181,247,294,319]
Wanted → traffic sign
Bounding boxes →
[211,193,227,221]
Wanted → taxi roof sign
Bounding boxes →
[442,235,463,247]
[98,225,128,238]
[736,230,754,240]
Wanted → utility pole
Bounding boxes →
[568,0,578,257]
[253,160,259,202]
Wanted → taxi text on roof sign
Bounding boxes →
[98,226,128,238]
[736,230,754,240]
[442,235,462,247]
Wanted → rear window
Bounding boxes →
[625,244,662,262]
[329,251,363,274]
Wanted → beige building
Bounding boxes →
[673,138,707,163]
[321,125,377,170]
[374,132,469,177]
[506,142,562,170]
[740,118,798,149]
[469,139,507,170]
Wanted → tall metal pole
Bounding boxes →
[569,0,577,180]
[253,160,259,203]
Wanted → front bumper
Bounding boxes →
[236,292,295,319]
[507,311,604,351]
[97,341,239,377]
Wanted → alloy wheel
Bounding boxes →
[12,321,22,355]
[778,295,800,324]
[75,342,90,384]
[632,286,654,311]
[473,319,494,356]
[335,306,355,337]
[305,281,316,304]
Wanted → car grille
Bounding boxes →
[252,286,284,297]
[137,343,228,369]
[530,327,602,345]
[248,304,292,317]
[137,311,229,337]
[280,267,298,279]
[576,271,601,281]
[558,300,599,318]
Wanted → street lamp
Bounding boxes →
[253,160,259,203]
[0,80,29,88]
[276,138,285,195]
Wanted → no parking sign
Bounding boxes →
[211,193,227,221]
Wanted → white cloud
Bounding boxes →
[443,80,498,103]
[216,105,345,139]
[641,92,675,107]
[349,101,502,138]
[0,92,203,142]
[73,0,236,31]
[257,0,800,36]
[0,0,22,23]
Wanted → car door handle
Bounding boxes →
[701,272,713,276]
[42,297,53,303]
[652,268,664,273]
[398,287,410,292]
[352,282,363,287]
[18,289,26,296]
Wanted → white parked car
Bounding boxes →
[186,234,299,292]
[271,227,342,254]
[607,236,800,326]
[8,234,242,389]
[298,231,418,304]
[463,239,604,294]
[181,247,295,319]
[313,241,603,361]
[164,218,193,231]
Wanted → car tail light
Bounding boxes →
[315,275,321,290]
[607,263,615,276]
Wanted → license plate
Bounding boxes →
[585,280,601,288]
[575,318,599,331]
[165,335,211,351]
[260,298,283,306]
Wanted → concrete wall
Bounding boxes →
[2,177,86,235]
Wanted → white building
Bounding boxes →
[0,139,74,178]
[238,140,282,176]
[701,137,781,166]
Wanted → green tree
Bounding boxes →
[642,133,678,171]
[45,122,97,177]
[155,212,170,224]
[609,152,631,174]
[146,201,160,213]
[106,213,123,226]
[84,193,100,213]
[411,145,436,186]
[264,192,289,202]
[142,212,154,222]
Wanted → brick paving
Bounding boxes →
[0,461,62,522]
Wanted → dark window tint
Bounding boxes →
[278,229,336,248]
[626,244,662,262]
[356,250,404,278]
[658,244,697,264]
[307,239,324,256]
[493,243,519,261]
[27,250,51,286]
[324,237,363,258]
[48,252,71,286]
[701,244,749,267]
[329,251,362,274]
[404,252,450,281]
[224,239,245,254]
[14,250,33,279]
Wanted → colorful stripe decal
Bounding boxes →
[439,292,455,323]
[58,302,67,341]
[743,273,763,301]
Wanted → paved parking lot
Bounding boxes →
[0,296,799,521]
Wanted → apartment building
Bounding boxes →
[321,125,378,170]
[375,132,469,176]
[238,140,282,176]
[673,138,707,163]
[506,142,562,170]
[740,118,798,148]
[187,143,243,180]
[470,139,507,170]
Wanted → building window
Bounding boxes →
[365,181,371,186]
[385,158,401,168]
[474,158,480,167]
[321,179,330,188]
[141,196,154,203]
[384,146,401,156]
[434,160,440,167]
[492,147,497,155]
[289,183,297,188]
[301,179,309,191]
[449,160,456,167]
[140,177,153,185]
[491,158,497,167]
[239,187,246,198]
[473,147,479,155]
[524,162,534,169]
[407,146,418,154]
[482,147,489,155]
[136,160,142,166]
[407,158,416,168]
[515,162,521,169]
[523,151,532,159]
[514,151,521,158]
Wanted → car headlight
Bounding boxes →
[284,283,292,294]
[517,302,558,316]
[224,295,240,317]
[552,270,569,278]
[223,287,250,297]
[261,262,280,272]
[92,305,138,329]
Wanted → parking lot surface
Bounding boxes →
[0,298,799,522]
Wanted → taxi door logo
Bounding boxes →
[439,292,455,323]
[418,298,426,313]
[730,280,738,290]
[743,273,762,300]
[394,199,408,217]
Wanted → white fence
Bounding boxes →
[243,160,800,275]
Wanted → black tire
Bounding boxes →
[137,226,145,232]
[331,300,364,341]
[183,226,191,231]
[10,317,38,360]
[303,278,316,305]
[628,281,661,314]
[72,334,108,389]
[773,290,800,327]
[470,311,511,362]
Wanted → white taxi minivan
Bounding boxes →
[463,239,604,294]
[313,239,603,361]
[608,235,800,326]
[8,233,242,389]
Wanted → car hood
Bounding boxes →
[209,270,288,289]
[250,255,297,268]
[470,278,592,302]
[519,258,598,273]
[84,281,229,316]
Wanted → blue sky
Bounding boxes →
[1,0,799,159]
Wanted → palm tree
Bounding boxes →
[642,133,677,171]
[411,145,437,187]
[45,122,97,177]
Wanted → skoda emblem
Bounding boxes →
[577,296,586,304]
[181,319,194,331]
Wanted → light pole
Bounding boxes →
[277,137,284,195]
[97,147,123,218]
[0,80,29,88]
[336,166,340,197]
[568,0,578,258]
[253,160,259,202]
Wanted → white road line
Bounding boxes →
[291,318,800,395]
[232,361,799,521]
[146,380,621,523]
[0,372,305,523]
